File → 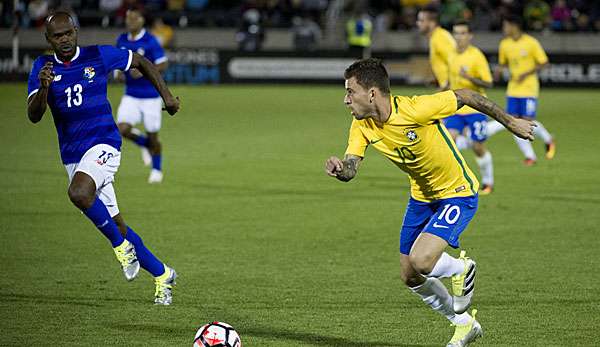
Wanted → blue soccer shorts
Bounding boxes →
[506,97,537,118]
[444,113,488,142]
[399,195,478,255]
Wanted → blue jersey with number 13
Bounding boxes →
[27,45,132,164]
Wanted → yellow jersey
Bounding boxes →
[499,34,548,97]
[448,45,492,115]
[345,91,479,202]
[430,27,456,88]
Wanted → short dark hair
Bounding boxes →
[503,14,523,29]
[419,5,440,23]
[453,20,471,32]
[344,58,390,95]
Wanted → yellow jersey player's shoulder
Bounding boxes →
[391,91,457,126]
[432,27,456,49]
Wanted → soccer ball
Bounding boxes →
[193,321,242,347]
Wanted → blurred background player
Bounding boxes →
[116,9,168,183]
[325,59,536,347]
[446,21,494,194]
[490,15,556,166]
[27,12,179,304]
[416,5,456,89]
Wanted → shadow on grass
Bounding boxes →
[243,327,439,347]
[109,322,438,347]
[1,292,146,307]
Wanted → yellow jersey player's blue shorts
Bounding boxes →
[444,113,488,142]
[506,97,537,118]
[400,195,478,255]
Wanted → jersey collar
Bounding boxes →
[54,46,80,65]
[128,28,146,41]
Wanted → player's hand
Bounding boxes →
[325,156,343,177]
[38,62,55,88]
[129,68,143,79]
[516,73,528,83]
[507,117,536,141]
[163,96,180,115]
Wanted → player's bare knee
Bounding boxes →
[408,253,436,275]
[118,123,132,137]
[67,185,94,209]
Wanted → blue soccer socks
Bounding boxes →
[125,227,166,277]
[83,198,124,247]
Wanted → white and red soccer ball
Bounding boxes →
[193,321,242,347]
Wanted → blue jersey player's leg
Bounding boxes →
[67,169,140,281]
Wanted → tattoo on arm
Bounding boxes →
[337,155,362,182]
[454,89,512,127]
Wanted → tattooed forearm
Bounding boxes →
[454,89,512,127]
[336,156,361,182]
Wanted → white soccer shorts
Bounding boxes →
[116,95,163,133]
[64,144,121,217]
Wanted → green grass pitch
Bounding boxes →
[1,83,599,346]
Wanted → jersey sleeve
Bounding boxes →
[345,119,369,158]
[531,39,549,65]
[27,58,43,99]
[405,91,458,125]
[498,41,507,65]
[99,44,132,73]
[150,37,167,65]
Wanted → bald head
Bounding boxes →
[45,11,76,33]
[45,11,78,61]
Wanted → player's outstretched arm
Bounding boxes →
[454,88,536,140]
[130,53,179,115]
[325,154,363,182]
[27,62,54,123]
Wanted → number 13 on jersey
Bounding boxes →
[65,84,83,107]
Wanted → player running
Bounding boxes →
[489,15,556,166]
[116,9,168,183]
[325,59,535,346]
[27,12,179,305]
[445,21,494,194]
[416,5,456,89]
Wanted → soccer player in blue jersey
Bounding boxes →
[115,9,168,183]
[26,12,180,305]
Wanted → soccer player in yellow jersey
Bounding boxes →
[417,6,456,89]
[325,59,535,346]
[492,15,556,165]
[446,21,495,194]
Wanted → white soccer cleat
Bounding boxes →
[113,240,140,281]
[148,169,163,184]
[154,266,177,305]
[452,250,477,314]
[447,310,483,347]
[141,147,152,167]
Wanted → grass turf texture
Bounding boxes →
[1,83,599,346]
